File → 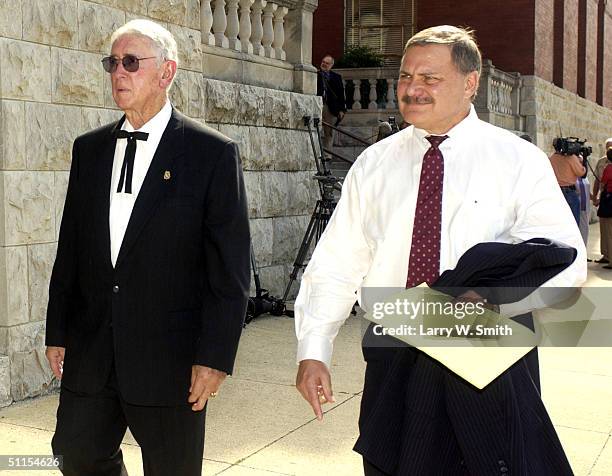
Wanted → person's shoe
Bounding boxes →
[603,265,612,270]
[595,257,610,264]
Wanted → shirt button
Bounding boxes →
[112,285,120,294]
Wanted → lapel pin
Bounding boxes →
[163,170,171,180]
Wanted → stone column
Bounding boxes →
[352,79,362,110]
[386,78,396,109]
[284,0,318,94]
[239,0,254,54]
[251,0,267,56]
[201,0,215,45]
[262,2,277,59]
[368,79,378,110]
[213,0,229,48]
[272,6,288,61]
[226,0,241,51]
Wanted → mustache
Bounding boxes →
[401,95,434,105]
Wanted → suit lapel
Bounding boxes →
[93,117,125,273]
[114,109,184,268]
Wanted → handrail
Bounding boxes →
[323,147,355,165]
[322,121,372,147]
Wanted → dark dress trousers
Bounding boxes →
[46,109,250,475]
[356,238,577,476]
[317,70,347,117]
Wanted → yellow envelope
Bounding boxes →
[362,285,538,389]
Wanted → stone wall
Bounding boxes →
[521,75,612,157]
[0,0,321,405]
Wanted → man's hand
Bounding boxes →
[45,346,65,380]
[594,197,600,206]
[188,365,227,412]
[296,359,335,421]
[453,290,499,313]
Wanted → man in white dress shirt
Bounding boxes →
[45,20,250,475]
[294,25,586,475]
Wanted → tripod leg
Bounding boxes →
[314,120,331,175]
[281,201,325,303]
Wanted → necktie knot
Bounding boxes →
[114,129,148,194]
[426,135,448,149]
[114,129,149,142]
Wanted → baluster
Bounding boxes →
[386,78,396,109]
[226,0,241,50]
[251,0,266,56]
[201,0,214,45]
[262,2,277,58]
[506,84,512,114]
[213,0,229,48]
[491,80,499,112]
[352,79,362,110]
[368,78,377,110]
[238,0,254,54]
[272,6,288,61]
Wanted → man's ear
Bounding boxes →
[464,71,480,99]
[160,60,177,86]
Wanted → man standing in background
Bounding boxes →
[317,55,347,157]
[549,148,586,225]
[592,137,612,264]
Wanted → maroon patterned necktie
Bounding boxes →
[406,135,448,288]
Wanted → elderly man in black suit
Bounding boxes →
[317,54,347,156]
[45,19,250,476]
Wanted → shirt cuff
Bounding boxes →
[296,334,334,369]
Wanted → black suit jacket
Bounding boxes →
[356,238,576,475]
[46,108,251,406]
[317,70,347,116]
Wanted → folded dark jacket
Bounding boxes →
[355,238,576,476]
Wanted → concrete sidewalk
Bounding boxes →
[1,223,612,476]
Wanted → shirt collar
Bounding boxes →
[412,104,479,147]
[122,100,172,135]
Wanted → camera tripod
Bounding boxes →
[245,243,285,324]
[244,116,343,322]
[279,116,343,316]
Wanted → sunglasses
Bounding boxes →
[101,55,158,73]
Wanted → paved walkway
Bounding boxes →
[1,223,611,475]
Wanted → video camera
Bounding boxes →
[553,137,592,159]
[377,116,400,141]
[553,137,593,178]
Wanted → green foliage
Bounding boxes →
[335,45,385,68]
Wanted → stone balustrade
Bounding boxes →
[334,67,399,111]
[200,0,318,94]
[202,0,294,61]
[474,59,523,131]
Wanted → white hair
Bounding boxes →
[606,137,612,146]
[110,19,178,67]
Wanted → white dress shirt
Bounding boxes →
[294,106,587,367]
[109,100,172,267]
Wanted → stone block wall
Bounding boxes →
[0,0,321,405]
[521,75,612,157]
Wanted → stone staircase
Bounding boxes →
[325,124,374,180]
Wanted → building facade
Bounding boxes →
[313,0,612,155]
[0,0,321,405]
